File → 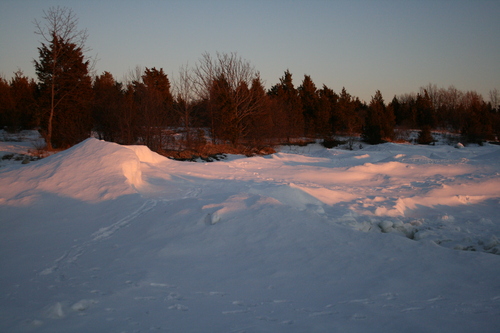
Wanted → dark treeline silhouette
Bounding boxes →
[2,65,500,153]
[1,7,499,154]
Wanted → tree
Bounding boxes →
[9,70,38,130]
[363,90,394,144]
[438,86,463,131]
[92,71,124,142]
[415,90,436,128]
[461,91,492,144]
[330,87,363,136]
[134,67,173,151]
[268,70,303,142]
[389,96,402,126]
[192,52,264,145]
[209,74,235,143]
[417,125,434,145]
[0,77,13,129]
[298,75,319,136]
[420,83,439,111]
[120,83,140,145]
[245,76,273,144]
[317,85,338,139]
[490,88,499,113]
[34,6,93,149]
[173,64,195,147]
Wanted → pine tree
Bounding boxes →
[417,125,434,144]
[461,91,493,144]
[363,90,394,144]
[35,34,93,148]
[92,72,124,142]
[245,76,273,144]
[415,90,436,128]
[134,67,173,151]
[7,71,38,130]
[317,85,338,139]
[333,87,362,136]
[268,70,303,142]
[209,74,237,144]
[34,7,93,149]
[298,75,319,136]
[0,78,13,129]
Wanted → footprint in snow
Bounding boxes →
[168,304,188,311]
[256,316,278,321]
[134,296,157,301]
[222,309,248,314]
[166,292,183,301]
[401,307,424,312]
[196,291,226,296]
[350,313,367,320]
[309,311,336,317]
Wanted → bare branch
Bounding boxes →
[34,6,89,51]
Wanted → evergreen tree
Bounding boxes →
[298,75,319,136]
[461,91,493,144]
[0,78,13,129]
[134,67,173,151]
[417,125,434,144]
[92,71,124,142]
[9,71,38,130]
[317,85,338,139]
[34,7,93,149]
[363,90,394,144]
[120,84,140,145]
[389,96,403,126]
[35,34,93,148]
[415,90,436,128]
[209,74,237,144]
[268,70,303,142]
[245,76,273,144]
[333,87,361,136]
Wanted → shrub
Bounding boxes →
[417,126,434,145]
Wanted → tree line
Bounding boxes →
[1,7,499,154]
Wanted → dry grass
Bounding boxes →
[160,142,276,161]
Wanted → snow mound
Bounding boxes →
[0,138,164,204]
[124,144,166,164]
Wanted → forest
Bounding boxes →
[1,7,499,158]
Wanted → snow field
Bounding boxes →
[1,137,499,332]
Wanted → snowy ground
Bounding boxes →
[1,134,499,332]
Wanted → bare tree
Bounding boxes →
[34,6,89,50]
[192,52,258,99]
[123,65,144,87]
[490,88,499,112]
[173,63,195,147]
[192,52,265,145]
[33,6,93,149]
[420,83,440,110]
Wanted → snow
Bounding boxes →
[1,137,500,332]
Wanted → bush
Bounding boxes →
[417,126,434,145]
[160,142,276,162]
[322,138,345,149]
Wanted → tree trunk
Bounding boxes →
[46,77,55,150]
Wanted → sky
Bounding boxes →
[0,0,499,102]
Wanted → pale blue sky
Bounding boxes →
[1,0,499,102]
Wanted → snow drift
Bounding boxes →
[0,138,166,204]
